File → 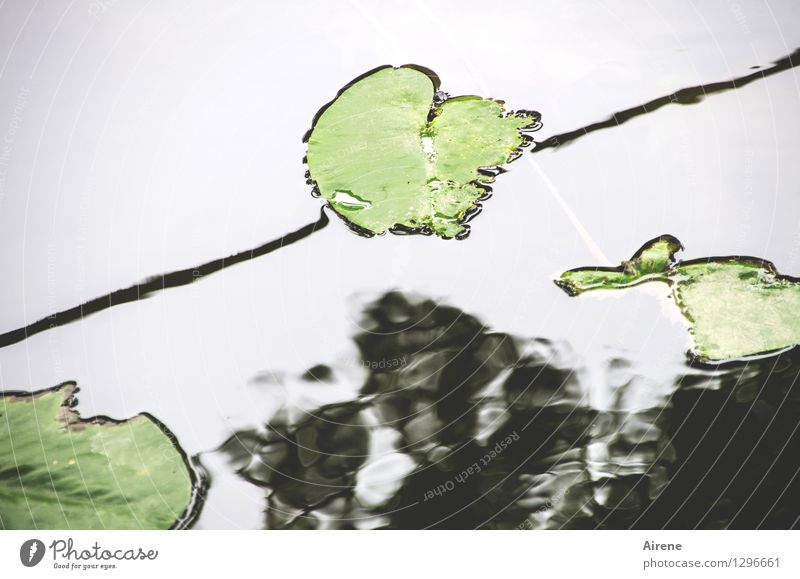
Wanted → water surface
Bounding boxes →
[0,0,799,529]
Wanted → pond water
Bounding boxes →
[0,0,799,529]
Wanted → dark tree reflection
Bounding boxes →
[218,292,800,529]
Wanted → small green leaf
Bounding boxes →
[556,236,682,295]
[0,383,197,529]
[306,66,536,238]
[557,236,800,362]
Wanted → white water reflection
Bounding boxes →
[0,0,798,528]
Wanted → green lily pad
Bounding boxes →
[305,65,537,238]
[0,383,198,529]
[556,235,800,362]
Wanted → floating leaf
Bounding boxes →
[0,383,198,529]
[557,235,800,362]
[305,66,537,238]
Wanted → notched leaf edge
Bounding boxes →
[0,381,208,529]
[303,64,541,240]
[555,235,800,364]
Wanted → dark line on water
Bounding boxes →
[0,208,330,349]
[533,47,800,152]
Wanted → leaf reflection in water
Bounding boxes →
[216,292,800,529]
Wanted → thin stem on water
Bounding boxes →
[4,48,798,349]
[532,47,800,153]
[0,208,330,349]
